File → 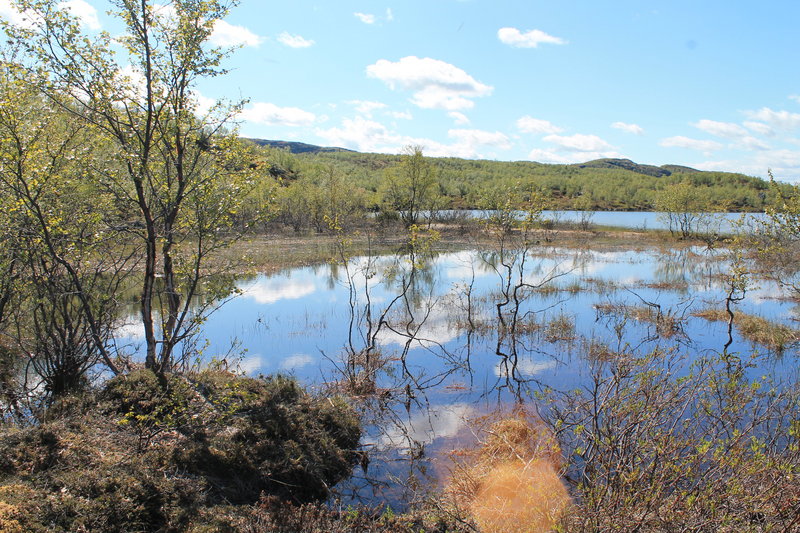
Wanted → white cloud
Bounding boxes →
[0,0,42,29]
[660,136,724,154]
[743,107,800,131]
[449,128,512,152]
[277,31,314,48]
[386,8,394,21]
[498,27,566,48]
[528,148,621,164]
[115,320,145,340]
[543,133,614,152]
[237,354,262,374]
[190,91,217,116]
[744,121,775,137]
[449,111,470,125]
[495,357,557,378]
[58,0,100,30]
[115,64,148,99]
[210,20,263,47]
[279,353,315,371]
[376,403,473,450]
[790,95,800,104]
[696,148,800,181]
[316,117,511,158]
[354,11,375,24]
[611,121,644,135]
[733,136,770,152]
[242,278,316,304]
[241,102,316,127]
[692,119,748,138]
[348,100,387,116]
[316,116,394,152]
[388,110,413,120]
[366,56,493,111]
[518,116,563,135]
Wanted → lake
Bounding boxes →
[118,240,799,508]
[433,209,767,233]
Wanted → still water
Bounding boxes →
[119,243,798,507]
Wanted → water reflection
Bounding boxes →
[114,243,799,509]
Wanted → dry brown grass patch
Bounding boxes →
[693,308,800,353]
[444,410,571,533]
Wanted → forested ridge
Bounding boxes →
[251,139,779,212]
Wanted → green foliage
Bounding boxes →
[382,146,440,227]
[269,148,772,214]
[550,348,800,531]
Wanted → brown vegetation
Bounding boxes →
[444,410,571,533]
[693,307,800,353]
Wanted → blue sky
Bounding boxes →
[4,0,800,181]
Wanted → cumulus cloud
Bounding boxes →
[209,19,263,47]
[242,278,316,304]
[743,107,800,131]
[0,0,33,27]
[744,121,775,137]
[660,136,724,154]
[498,27,566,48]
[58,0,100,30]
[240,102,316,127]
[449,128,512,151]
[348,100,387,116]
[528,148,621,164]
[692,119,748,138]
[316,117,511,158]
[543,133,614,152]
[279,353,315,371]
[517,116,563,135]
[733,136,770,152]
[277,31,314,48]
[366,56,493,111]
[354,11,375,24]
[388,110,413,120]
[611,121,644,135]
[316,117,393,152]
[495,357,556,378]
[1,0,98,30]
[449,111,470,125]
[696,148,800,181]
[190,91,217,116]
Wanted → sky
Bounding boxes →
[3,0,800,181]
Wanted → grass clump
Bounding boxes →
[444,409,571,533]
[693,308,800,353]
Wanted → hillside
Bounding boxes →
[249,139,353,154]
[248,140,775,212]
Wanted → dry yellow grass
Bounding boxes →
[445,411,571,533]
[693,308,800,353]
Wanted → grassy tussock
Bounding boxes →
[445,411,571,533]
[693,308,800,353]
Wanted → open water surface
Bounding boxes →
[118,242,799,507]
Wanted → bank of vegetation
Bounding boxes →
[1,0,800,532]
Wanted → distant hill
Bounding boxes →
[246,140,775,211]
[660,164,701,174]
[247,139,354,154]
[573,158,700,178]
